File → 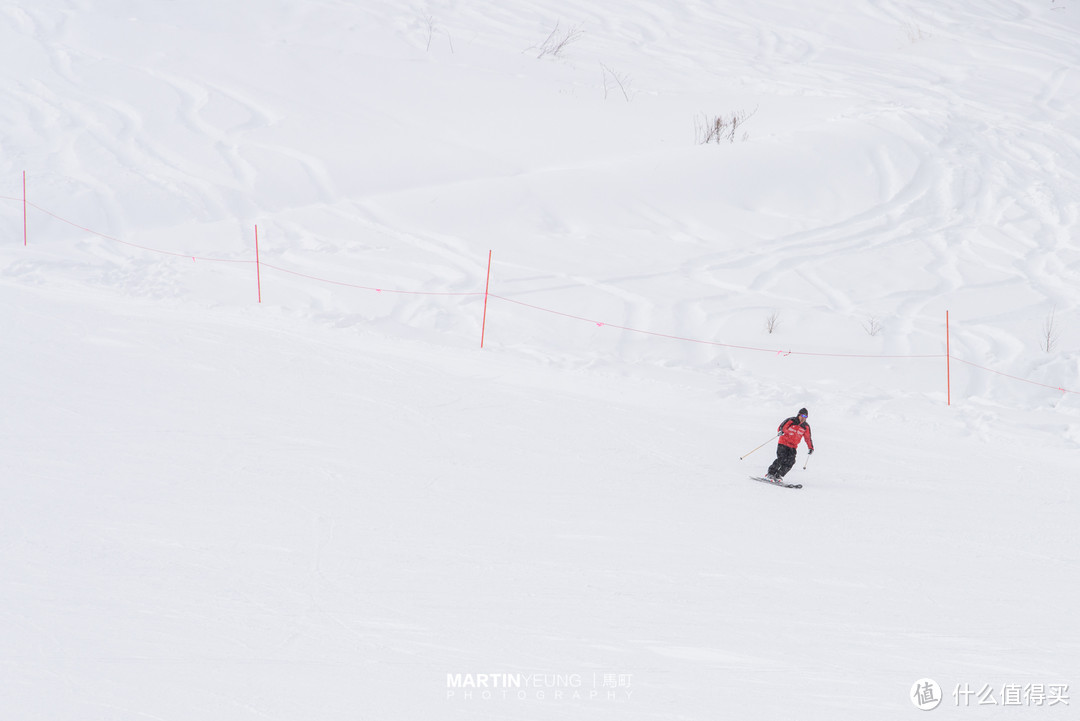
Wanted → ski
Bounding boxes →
[750,476,802,489]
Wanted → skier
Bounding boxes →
[765,408,813,482]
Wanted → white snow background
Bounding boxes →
[2,1,1079,719]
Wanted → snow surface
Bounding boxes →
[2,1,1079,719]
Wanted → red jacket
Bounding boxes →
[778,417,813,451]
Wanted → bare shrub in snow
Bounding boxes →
[533,22,583,59]
[421,11,436,51]
[904,21,931,43]
[600,63,634,102]
[765,311,781,334]
[1041,307,1060,353]
[863,315,882,336]
[696,109,756,144]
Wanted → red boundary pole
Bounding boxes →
[480,250,492,348]
[255,225,262,303]
[23,171,27,246]
[946,310,951,406]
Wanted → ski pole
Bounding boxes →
[803,452,812,470]
[740,433,780,460]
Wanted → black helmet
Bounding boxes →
[798,408,809,418]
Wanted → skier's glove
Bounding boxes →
[808,448,814,454]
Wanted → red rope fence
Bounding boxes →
[491,293,945,360]
[4,176,1077,400]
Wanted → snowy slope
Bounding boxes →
[2,1,1079,719]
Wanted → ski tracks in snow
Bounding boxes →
[672,0,1080,388]
[3,0,1078,396]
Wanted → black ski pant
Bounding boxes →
[768,444,797,479]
